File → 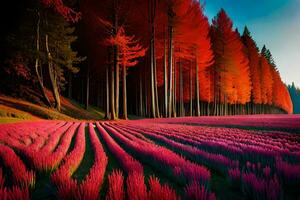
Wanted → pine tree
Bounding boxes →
[260,50,273,106]
[41,10,85,111]
[210,9,251,115]
[106,27,146,119]
[288,83,300,113]
[242,26,262,113]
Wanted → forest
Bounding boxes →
[1,1,300,200]
[288,83,300,114]
[0,0,293,120]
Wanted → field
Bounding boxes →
[0,115,300,200]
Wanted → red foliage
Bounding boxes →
[59,0,291,115]
[276,157,300,184]
[0,169,4,189]
[106,170,125,200]
[96,123,143,174]
[260,56,273,105]
[241,172,281,200]
[103,123,211,185]
[184,181,216,200]
[0,145,35,188]
[1,118,300,199]
[41,0,81,22]
[51,123,86,198]
[210,9,251,104]
[106,27,147,68]
[5,54,31,80]
[76,123,108,200]
[0,186,30,200]
[242,29,262,104]
[0,145,33,200]
[126,172,148,200]
[148,176,180,200]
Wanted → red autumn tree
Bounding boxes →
[210,9,251,115]
[79,1,291,117]
[242,26,262,113]
[176,1,214,116]
[41,0,81,22]
[233,30,251,106]
[260,47,274,106]
[106,27,147,119]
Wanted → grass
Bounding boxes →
[72,126,95,182]
[94,126,123,200]
[31,173,58,200]
[129,126,243,199]
[0,117,29,124]
[103,125,185,198]
[0,94,105,122]
[183,123,300,134]
[0,96,73,120]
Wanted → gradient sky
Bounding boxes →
[202,0,300,86]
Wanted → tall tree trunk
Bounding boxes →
[164,30,168,117]
[154,40,160,118]
[85,64,90,110]
[139,70,143,116]
[172,58,176,117]
[150,41,156,118]
[152,2,160,118]
[122,64,128,119]
[105,65,110,119]
[110,47,116,120]
[35,11,51,107]
[68,73,72,99]
[168,21,173,117]
[113,12,120,118]
[190,64,193,116]
[179,58,184,117]
[45,34,61,111]
[195,58,200,116]
[145,65,149,117]
[114,46,119,117]
[149,0,156,118]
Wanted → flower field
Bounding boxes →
[0,115,300,200]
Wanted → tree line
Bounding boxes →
[0,0,293,119]
[288,83,300,114]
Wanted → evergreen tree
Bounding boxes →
[38,7,85,111]
[288,83,300,113]
[242,26,262,112]
[210,9,251,115]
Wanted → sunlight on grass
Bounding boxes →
[0,117,25,124]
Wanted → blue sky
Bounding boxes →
[202,0,300,86]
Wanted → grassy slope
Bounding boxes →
[0,94,104,123]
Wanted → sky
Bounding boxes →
[202,0,300,86]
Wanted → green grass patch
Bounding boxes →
[0,117,26,124]
[72,126,94,182]
[31,173,58,200]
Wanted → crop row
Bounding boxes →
[114,121,300,200]
[97,123,181,200]
[98,123,215,200]
[104,123,210,185]
[0,120,299,200]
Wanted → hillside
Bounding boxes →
[0,94,104,123]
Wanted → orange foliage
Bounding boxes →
[260,56,273,105]
[106,27,147,68]
[210,9,251,105]
[242,28,262,104]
